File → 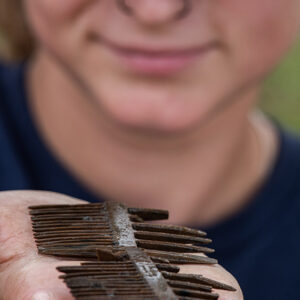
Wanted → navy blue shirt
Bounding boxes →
[1,62,300,299]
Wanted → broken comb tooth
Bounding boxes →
[130,214,145,223]
[155,263,180,273]
[96,248,130,262]
[29,202,236,299]
[128,207,169,221]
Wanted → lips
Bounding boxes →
[91,34,217,76]
[113,49,202,76]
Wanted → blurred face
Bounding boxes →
[24,0,300,132]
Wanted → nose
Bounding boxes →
[116,0,191,25]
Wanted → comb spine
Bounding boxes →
[106,202,137,247]
[126,247,178,300]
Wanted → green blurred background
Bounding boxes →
[261,40,300,133]
[0,36,299,132]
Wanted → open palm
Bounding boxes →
[0,191,243,300]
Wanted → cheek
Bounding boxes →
[217,0,300,35]
[215,0,300,74]
[27,0,87,20]
[24,0,93,46]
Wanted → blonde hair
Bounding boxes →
[0,0,34,60]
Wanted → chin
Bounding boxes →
[107,107,200,134]
[94,89,210,134]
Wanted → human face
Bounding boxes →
[24,0,300,132]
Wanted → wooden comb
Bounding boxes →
[29,201,236,299]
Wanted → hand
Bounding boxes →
[0,191,243,300]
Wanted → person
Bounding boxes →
[0,0,299,299]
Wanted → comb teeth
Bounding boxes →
[144,250,218,265]
[58,247,225,300]
[30,202,214,261]
[58,248,176,299]
[132,223,207,237]
[29,202,236,299]
[167,280,212,292]
[30,203,115,260]
[134,231,212,245]
[136,240,215,254]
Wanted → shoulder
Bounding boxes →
[0,61,31,189]
[277,129,300,186]
[0,60,6,74]
[0,60,8,92]
[0,61,19,142]
[0,60,26,118]
[0,60,19,106]
[0,60,13,83]
[0,61,16,121]
[258,127,300,219]
[277,130,300,212]
[0,60,23,93]
[280,130,300,169]
[0,61,24,152]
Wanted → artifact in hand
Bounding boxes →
[29,201,236,299]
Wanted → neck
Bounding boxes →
[26,52,278,226]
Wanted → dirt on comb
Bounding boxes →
[29,202,236,299]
